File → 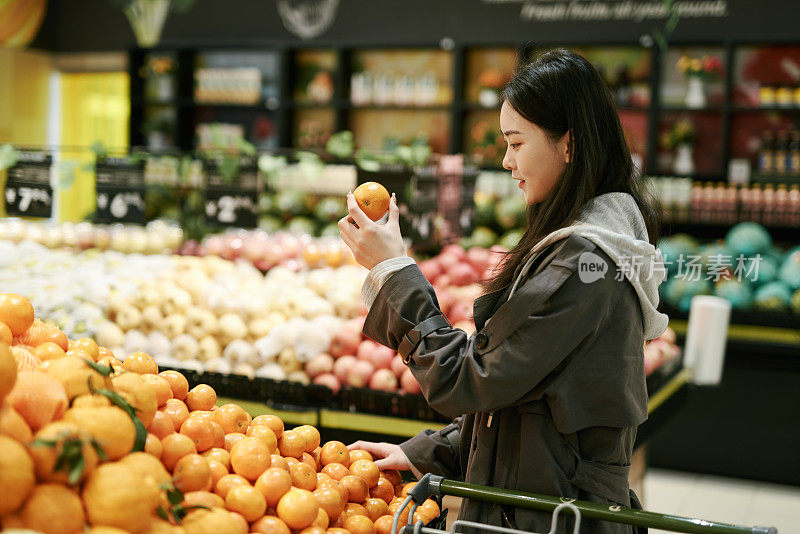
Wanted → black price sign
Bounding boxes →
[4,151,53,218]
[203,158,259,227]
[95,156,146,224]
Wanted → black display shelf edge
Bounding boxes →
[159,362,684,426]
[661,303,800,331]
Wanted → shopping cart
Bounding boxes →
[391,474,778,534]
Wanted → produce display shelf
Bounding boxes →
[668,319,800,348]
[167,363,688,440]
[318,409,440,438]
[646,368,691,414]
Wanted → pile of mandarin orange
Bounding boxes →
[0,292,439,534]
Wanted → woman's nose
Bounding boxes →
[502,150,514,171]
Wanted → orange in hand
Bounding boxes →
[353,182,390,222]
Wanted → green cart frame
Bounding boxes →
[391,474,778,534]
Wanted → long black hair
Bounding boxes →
[485,48,661,294]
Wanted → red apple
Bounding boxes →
[448,263,479,286]
[448,300,473,324]
[313,373,342,395]
[390,355,406,378]
[330,324,362,358]
[369,369,398,392]
[370,345,395,370]
[440,244,466,260]
[347,360,375,388]
[305,353,335,378]
[356,340,379,361]
[433,274,452,289]
[433,288,456,316]
[418,259,443,283]
[465,247,489,271]
[437,253,460,271]
[333,355,358,383]
[400,368,421,394]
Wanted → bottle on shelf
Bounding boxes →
[774,130,789,175]
[762,184,775,226]
[775,184,788,226]
[788,130,800,175]
[615,65,631,107]
[725,183,738,224]
[758,130,775,174]
[789,185,800,226]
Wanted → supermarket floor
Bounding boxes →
[442,468,800,533]
[644,468,800,534]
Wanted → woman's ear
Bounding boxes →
[559,131,571,164]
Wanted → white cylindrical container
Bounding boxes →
[683,295,732,385]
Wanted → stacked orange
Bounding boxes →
[0,293,441,534]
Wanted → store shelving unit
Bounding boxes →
[129,41,799,182]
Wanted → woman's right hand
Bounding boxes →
[347,440,412,471]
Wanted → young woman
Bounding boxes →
[338,48,668,534]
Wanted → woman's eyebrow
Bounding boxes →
[502,130,521,137]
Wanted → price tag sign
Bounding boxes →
[95,156,146,224]
[203,158,259,228]
[4,150,53,218]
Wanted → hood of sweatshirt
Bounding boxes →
[510,192,669,340]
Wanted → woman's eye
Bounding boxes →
[510,143,521,149]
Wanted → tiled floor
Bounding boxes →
[643,469,800,534]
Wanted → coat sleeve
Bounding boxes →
[399,418,463,479]
[362,247,623,419]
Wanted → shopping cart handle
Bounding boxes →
[433,478,778,534]
[408,474,444,503]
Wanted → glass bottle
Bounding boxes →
[788,130,800,175]
[788,185,800,226]
[775,184,788,226]
[758,130,774,174]
[774,130,789,174]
